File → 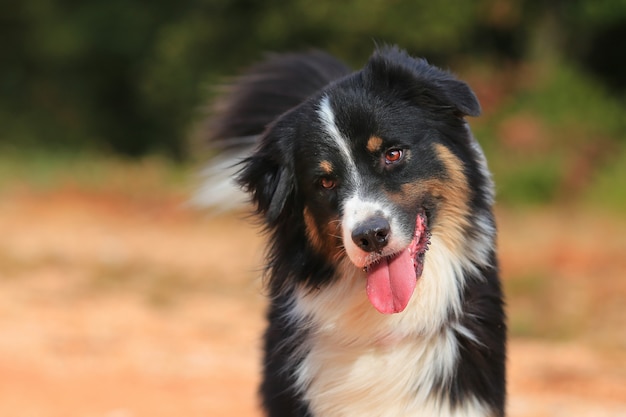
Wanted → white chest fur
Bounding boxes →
[289,242,494,417]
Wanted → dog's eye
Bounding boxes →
[384,148,404,164]
[320,177,336,190]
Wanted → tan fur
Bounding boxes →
[304,206,342,260]
[366,135,383,153]
[319,160,333,174]
[389,143,471,257]
[304,206,325,253]
[430,143,472,255]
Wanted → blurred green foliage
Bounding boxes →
[0,147,189,195]
[475,62,626,207]
[2,0,625,206]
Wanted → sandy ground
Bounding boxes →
[0,188,624,417]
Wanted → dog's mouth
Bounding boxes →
[363,211,430,314]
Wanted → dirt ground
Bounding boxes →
[0,188,624,417]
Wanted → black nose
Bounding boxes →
[351,216,391,252]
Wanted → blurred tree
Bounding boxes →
[0,0,624,158]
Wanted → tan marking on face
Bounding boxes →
[304,206,324,253]
[391,143,471,255]
[366,136,383,153]
[319,160,333,174]
[304,206,343,260]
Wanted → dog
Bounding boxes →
[197,46,506,417]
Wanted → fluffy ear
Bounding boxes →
[364,46,481,117]
[435,78,481,117]
[237,123,295,225]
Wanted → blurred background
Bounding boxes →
[0,1,624,416]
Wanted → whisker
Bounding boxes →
[333,247,347,262]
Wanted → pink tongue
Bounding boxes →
[366,249,417,314]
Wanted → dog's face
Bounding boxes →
[239,48,487,314]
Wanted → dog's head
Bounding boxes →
[239,47,492,314]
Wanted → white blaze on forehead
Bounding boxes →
[317,95,415,268]
[317,95,360,187]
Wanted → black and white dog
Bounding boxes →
[197,46,506,417]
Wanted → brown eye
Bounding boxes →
[320,177,336,190]
[385,148,404,164]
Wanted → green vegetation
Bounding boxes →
[0,147,191,197]
[2,1,625,208]
[472,61,626,209]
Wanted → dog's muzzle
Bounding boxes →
[351,216,391,253]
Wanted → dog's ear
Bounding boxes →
[237,122,296,225]
[365,46,481,117]
[433,77,481,117]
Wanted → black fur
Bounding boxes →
[207,45,506,417]
[208,51,350,150]
[453,254,507,412]
[261,295,313,416]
